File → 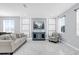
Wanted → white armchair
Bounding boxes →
[49,32,61,43]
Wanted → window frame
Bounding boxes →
[58,16,65,33]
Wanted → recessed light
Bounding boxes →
[23,4,28,8]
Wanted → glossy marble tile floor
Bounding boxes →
[14,39,79,55]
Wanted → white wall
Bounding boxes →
[56,4,79,49]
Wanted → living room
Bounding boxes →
[0,3,79,55]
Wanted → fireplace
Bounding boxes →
[32,18,46,41]
[32,32,45,40]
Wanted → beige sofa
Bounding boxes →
[0,33,27,55]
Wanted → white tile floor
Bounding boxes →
[14,39,79,55]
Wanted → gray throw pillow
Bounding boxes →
[10,34,16,40]
[0,34,12,40]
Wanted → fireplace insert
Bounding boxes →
[32,32,45,40]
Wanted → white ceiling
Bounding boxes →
[0,3,76,18]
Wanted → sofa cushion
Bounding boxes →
[20,33,26,37]
[10,34,17,40]
[0,33,26,40]
[0,34,12,40]
[16,34,20,38]
[16,33,25,38]
[52,32,59,37]
[16,33,22,38]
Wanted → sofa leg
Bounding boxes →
[10,53,13,55]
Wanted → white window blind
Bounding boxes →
[3,20,15,33]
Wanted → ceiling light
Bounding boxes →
[23,4,28,8]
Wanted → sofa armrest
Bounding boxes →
[0,40,13,53]
[11,37,26,52]
[0,40,12,45]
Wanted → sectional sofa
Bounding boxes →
[0,33,27,55]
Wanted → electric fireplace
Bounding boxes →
[33,32,45,40]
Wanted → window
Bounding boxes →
[20,18,30,37]
[48,18,55,36]
[3,20,15,33]
[58,16,65,33]
[76,9,79,36]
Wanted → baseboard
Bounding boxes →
[62,40,79,51]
